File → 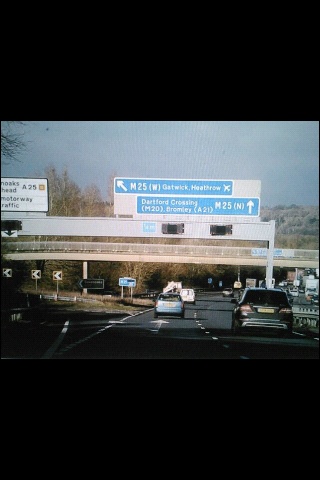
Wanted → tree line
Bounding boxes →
[45,165,114,217]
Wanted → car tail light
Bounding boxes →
[155,300,158,307]
[240,304,253,312]
[279,307,292,314]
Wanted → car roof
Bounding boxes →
[159,292,180,296]
[242,288,290,301]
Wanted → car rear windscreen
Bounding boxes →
[244,291,288,305]
[159,295,181,302]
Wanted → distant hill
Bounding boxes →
[260,205,319,249]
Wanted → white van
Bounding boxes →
[180,289,196,305]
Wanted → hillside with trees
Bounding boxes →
[261,205,318,249]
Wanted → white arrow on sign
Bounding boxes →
[116,180,128,192]
[247,200,254,214]
[32,270,41,279]
[3,268,12,277]
[1,230,18,237]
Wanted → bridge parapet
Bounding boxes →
[3,241,319,260]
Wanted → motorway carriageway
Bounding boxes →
[1,293,319,359]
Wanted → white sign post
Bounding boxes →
[53,271,62,297]
[3,268,12,278]
[32,270,41,292]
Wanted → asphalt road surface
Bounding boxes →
[1,293,319,359]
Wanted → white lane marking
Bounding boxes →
[46,310,152,357]
[149,319,169,332]
[41,320,70,359]
[120,308,153,322]
[55,324,115,355]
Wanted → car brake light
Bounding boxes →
[155,301,158,307]
[240,304,253,312]
[279,307,292,314]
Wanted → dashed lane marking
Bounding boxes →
[41,320,70,359]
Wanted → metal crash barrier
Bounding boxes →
[293,306,319,328]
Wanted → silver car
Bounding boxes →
[154,293,185,318]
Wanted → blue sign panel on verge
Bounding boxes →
[115,178,233,196]
[119,277,136,287]
[251,248,294,258]
[137,196,260,216]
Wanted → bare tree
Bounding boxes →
[60,168,82,216]
[81,184,105,216]
[44,165,81,216]
[45,165,61,215]
[1,121,29,164]
[106,171,117,204]
[105,171,118,216]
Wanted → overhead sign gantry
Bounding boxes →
[114,177,261,217]
[2,176,276,287]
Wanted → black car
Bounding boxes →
[231,288,293,334]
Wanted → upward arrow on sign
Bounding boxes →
[247,200,254,214]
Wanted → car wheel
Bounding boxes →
[154,311,158,318]
[181,311,185,319]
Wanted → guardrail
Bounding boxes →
[40,294,102,303]
[293,305,319,328]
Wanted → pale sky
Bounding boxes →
[1,121,319,207]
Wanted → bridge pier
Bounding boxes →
[265,220,275,288]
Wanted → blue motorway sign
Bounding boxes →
[137,196,260,216]
[251,248,294,258]
[115,178,233,196]
[143,222,157,233]
[119,277,136,287]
